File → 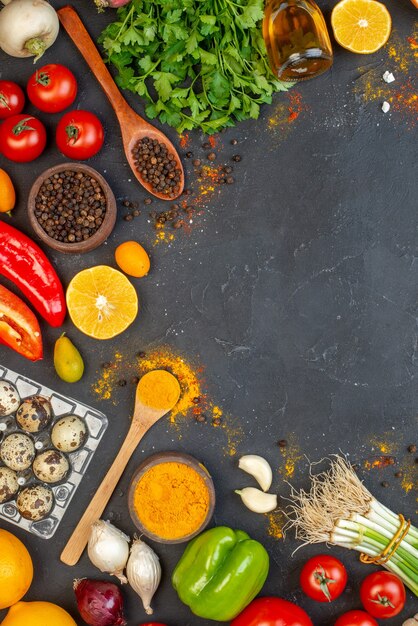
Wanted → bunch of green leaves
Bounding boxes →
[99,0,290,134]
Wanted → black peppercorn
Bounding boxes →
[232,154,242,162]
[34,170,107,244]
[278,439,287,448]
[407,444,417,453]
[207,152,216,161]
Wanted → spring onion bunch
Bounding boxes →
[288,456,418,596]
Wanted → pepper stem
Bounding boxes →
[25,38,47,63]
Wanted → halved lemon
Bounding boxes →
[66,265,138,339]
[331,0,392,54]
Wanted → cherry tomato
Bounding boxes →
[0,114,47,162]
[27,64,77,113]
[360,571,406,618]
[231,597,313,626]
[334,610,378,626]
[0,81,25,120]
[300,554,347,602]
[56,110,104,160]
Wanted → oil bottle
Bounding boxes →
[263,0,333,81]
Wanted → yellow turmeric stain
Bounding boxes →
[154,228,175,246]
[92,352,123,401]
[221,414,244,457]
[267,509,286,539]
[278,435,303,479]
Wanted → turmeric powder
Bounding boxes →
[133,461,210,540]
[137,370,180,410]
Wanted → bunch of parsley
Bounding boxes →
[99,0,290,134]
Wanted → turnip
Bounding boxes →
[0,0,59,62]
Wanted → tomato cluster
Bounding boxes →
[0,64,103,162]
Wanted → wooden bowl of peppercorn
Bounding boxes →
[28,163,117,254]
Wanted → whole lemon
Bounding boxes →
[0,529,33,609]
[1,601,77,626]
[115,241,150,277]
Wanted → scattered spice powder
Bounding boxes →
[92,352,123,400]
[355,30,418,128]
[363,432,416,494]
[266,509,286,540]
[179,132,191,149]
[268,92,309,141]
[277,434,303,479]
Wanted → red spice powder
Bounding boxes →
[407,37,418,49]
[392,79,418,127]
[364,455,396,470]
[208,135,218,148]
[179,132,191,148]
[287,92,304,122]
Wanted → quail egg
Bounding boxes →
[0,433,35,471]
[16,395,52,433]
[0,382,20,417]
[51,415,87,452]
[33,450,70,484]
[0,467,19,503]
[16,484,54,520]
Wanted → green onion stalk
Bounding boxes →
[287,456,418,596]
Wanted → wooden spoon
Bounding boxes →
[60,370,181,566]
[58,6,184,201]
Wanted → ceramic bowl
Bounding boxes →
[27,163,117,254]
[128,451,215,544]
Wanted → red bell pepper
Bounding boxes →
[0,284,43,361]
[0,219,66,327]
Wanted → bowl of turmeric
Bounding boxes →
[128,451,215,544]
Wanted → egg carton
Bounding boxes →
[0,365,108,539]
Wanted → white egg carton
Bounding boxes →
[0,365,108,539]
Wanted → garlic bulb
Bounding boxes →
[403,616,418,626]
[238,455,273,491]
[88,520,130,583]
[127,538,161,615]
[235,487,278,513]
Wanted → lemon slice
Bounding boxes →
[331,0,392,54]
[66,265,138,339]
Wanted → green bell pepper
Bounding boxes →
[172,526,269,621]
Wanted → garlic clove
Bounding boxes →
[235,487,278,513]
[238,454,273,492]
[127,538,161,615]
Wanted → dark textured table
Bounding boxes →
[0,1,417,624]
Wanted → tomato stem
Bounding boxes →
[370,593,395,608]
[66,124,80,145]
[0,92,11,110]
[35,71,51,87]
[12,117,35,136]
[314,566,336,602]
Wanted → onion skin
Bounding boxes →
[74,579,127,626]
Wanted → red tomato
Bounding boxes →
[300,554,347,602]
[138,624,168,626]
[231,597,313,626]
[27,64,77,113]
[334,610,378,626]
[0,114,47,162]
[0,284,42,361]
[56,110,104,160]
[0,81,25,119]
[360,571,406,618]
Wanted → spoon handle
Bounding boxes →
[60,420,146,566]
[58,6,129,116]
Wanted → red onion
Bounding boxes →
[74,579,127,626]
[94,0,131,9]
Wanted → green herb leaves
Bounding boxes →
[99,0,290,134]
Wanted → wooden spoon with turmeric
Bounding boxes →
[60,370,180,566]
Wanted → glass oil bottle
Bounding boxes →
[263,0,333,81]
